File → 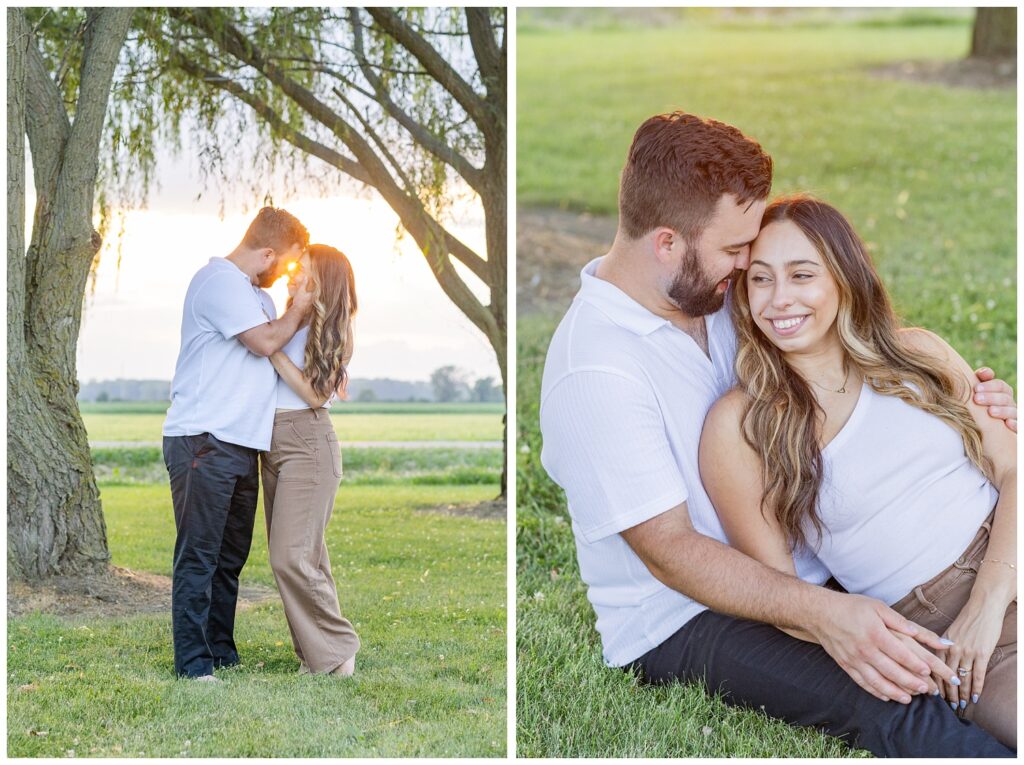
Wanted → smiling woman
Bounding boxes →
[706,193,1016,748]
[744,219,840,351]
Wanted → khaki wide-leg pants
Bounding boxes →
[261,408,360,673]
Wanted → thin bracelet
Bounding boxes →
[982,558,1016,571]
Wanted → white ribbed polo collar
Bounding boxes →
[577,256,724,338]
[208,256,255,283]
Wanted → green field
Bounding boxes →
[91,445,502,487]
[516,13,1014,759]
[78,402,506,416]
[83,402,505,443]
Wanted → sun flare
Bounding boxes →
[77,194,497,384]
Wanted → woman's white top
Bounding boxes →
[810,382,997,604]
[275,325,332,410]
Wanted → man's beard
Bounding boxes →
[666,245,735,317]
[257,263,281,289]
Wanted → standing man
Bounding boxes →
[539,113,1017,755]
[163,207,313,681]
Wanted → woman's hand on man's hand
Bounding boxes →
[937,605,1004,712]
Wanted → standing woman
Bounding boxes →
[263,243,360,676]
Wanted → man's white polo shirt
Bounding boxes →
[540,257,828,667]
[163,257,278,451]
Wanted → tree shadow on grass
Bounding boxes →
[417,498,507,520]
[868,56,1015,90]
[8,565,276,621]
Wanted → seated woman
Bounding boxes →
[699,195,1016,748]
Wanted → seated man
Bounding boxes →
[539,112,1016,757]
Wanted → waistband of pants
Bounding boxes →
[273,407,330,425]
[892,508,995,613]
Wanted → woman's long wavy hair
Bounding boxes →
[296,244,357,401]
[731,195,990,551]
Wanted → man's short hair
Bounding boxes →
[241,207,310,253]
[618,112,773,243]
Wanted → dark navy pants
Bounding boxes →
[630,610,1014,757]
[164,433,259,678]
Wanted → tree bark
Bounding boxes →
[8,8,134,579]
[971,8,1016,58]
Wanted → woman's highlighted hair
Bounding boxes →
[732,194,990,551]
[302,244,357,401]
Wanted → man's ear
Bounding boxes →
[257,248,277,271]
[651,227,677,265]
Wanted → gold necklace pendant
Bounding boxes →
[810,361,850,394]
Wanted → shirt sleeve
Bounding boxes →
[194,272,270,340]
[540,369,689,544]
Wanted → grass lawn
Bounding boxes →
[9,481,505,757]
[516,14,1014,759]
[84,411,504,443]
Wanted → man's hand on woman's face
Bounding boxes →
[290,274,315,314]
[973,367,1017,433]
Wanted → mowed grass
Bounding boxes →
[516,16,1014,759]
[83,402,505,443]
[9,482,505,757]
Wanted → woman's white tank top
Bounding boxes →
[275,326,332,410]
[809,383,997,604]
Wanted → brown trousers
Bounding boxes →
[891,514,1016,749]
[261,408,360,673]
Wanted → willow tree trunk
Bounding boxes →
[483,131,507,498]
[971,8,1016,58]
[7,8,134,580]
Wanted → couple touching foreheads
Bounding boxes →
[162,207,360,682]
[540,112,1016,756]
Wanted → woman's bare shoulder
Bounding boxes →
[702,387,754,451]
[707,387,753,423]
[898,326,955,358]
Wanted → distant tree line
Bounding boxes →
[428,365,502,403]
[79,367,503,404]
[79,379,171,402]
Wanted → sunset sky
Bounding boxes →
[61,144,499,385]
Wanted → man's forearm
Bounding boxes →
[262,308,304,355]
[625,512,956,700]
[651,528,831,633]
